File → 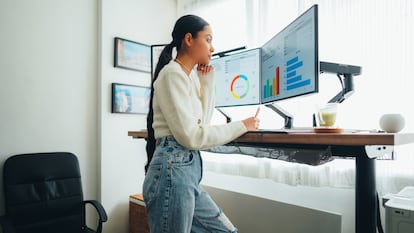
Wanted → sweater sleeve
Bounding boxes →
[197,69,215,125]
[155,70,247,150]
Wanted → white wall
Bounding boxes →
[0,0,175,232]
[99,0,176,232]
[203,185,343,233]
[0,0,99,216]
[202,171,355,233]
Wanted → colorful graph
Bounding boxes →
[230,74,250,99]
[263,67,280,98]
[262,56,311,98]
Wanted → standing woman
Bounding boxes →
[144,15,259,233]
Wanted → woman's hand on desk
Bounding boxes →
[243,107,261,131]
[242,117,260,131]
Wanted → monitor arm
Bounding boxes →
[213,46,246,57]
[327,73,354,103]
[320,61,362,103]
[264,103,294,129]
[216,108,232,123]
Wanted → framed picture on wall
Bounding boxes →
[151,44,167,79]
[111,83,151,114]
[114,37,151,73]
[151,44,177,79]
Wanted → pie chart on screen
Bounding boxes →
[230,74,250,99]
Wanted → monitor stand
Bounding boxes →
[216,108,232,123]
[264,103,293,129]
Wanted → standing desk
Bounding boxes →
[128,130,414,233]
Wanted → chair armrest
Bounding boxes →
[84,200,108,222]
[83,200,108,233]
[0,215,16,233]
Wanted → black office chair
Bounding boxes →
[0,152,107,233]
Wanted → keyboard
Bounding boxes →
[249,127,315,134]
[248,128,373,134]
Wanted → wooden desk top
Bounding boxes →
[128,130,414,146]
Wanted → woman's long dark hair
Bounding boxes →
[145,15,209,173]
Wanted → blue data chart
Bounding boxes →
[285,56,311,91]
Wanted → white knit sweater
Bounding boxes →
[152,60,247,150]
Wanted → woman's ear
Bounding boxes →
[183,32,193,47]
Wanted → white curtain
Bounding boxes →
[177,0,248,53]
[299,0,414,130]
[176,0,221,15]
[297,0,414,195]
[177,0,299,52]
[180,0,414,195]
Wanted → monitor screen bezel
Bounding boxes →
[260,4,319,104]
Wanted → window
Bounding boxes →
[180,0,414,195]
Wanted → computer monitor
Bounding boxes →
[211,48,261,107]
[261,4,319,104]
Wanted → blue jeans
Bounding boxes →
[143,136,238,233]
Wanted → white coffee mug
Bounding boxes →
[379,113,405,133]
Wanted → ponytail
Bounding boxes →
[145,42,175,173]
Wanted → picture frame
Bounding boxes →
[151,44,177,79]
[114,37,151,73]
[151,44,167,79]
[111,83,151,114]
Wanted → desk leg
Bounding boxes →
[355,153,376,233]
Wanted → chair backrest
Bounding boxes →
[3,152,84,233]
